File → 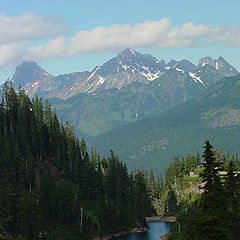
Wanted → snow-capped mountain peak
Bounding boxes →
[8,50,239,99]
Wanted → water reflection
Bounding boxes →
[114,222,172,240]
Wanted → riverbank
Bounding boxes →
[89,226,150,240]
[90,217,175,240]
[160,233,171,240]
[146,216,176,223]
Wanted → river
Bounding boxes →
[113,222,172,240]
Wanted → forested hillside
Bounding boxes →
[0,83,153,240]
[91,75,240,173]
[1,82,240,240]
[154,141,240,240]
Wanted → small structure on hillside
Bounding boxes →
[189,171,198,177]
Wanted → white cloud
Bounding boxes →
[0,12,71,44]
[0,15,240,69]
[24,18,213,61]
[21,18,171,61]
[24,19,240,62]
[208,25,240,47]
[0,42,25,68]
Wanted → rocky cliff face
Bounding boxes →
[11,61,54,96]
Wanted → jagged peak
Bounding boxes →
[16,61,39,68]
[167,59,178,67]
[198,56,227,65]
[120,48,137,54]
[199,56,213,61]
[14,61,51,75]
[117,48,139,59]
[12,61,53,87]
[217,56,227,62]
[178,59,195,65]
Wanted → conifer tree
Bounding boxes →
[166,187,177,214]
[200,141,222,197]
[133,171,152,227]
[194,140,226,239]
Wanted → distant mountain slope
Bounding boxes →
[51,60,235,137]
[51,82,160,137]
[89,75,240,173]
[8,49,238,100]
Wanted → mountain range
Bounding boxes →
[3,48,240,172]
[10,48,238,100]
[6,48,239,137]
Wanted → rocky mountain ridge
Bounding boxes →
[9,49,239,99]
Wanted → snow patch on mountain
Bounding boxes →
[175,68,184,74]
[70,86,77,92]
[141,66,149,71]
[130,48,136,55]
[189,72,203,85]
[96,76,105,86]
[165,66,171,70]
[87,67,100,81]
[85,83,93,92]
[122,64,130,70]
[136,69,161,81]
[31,82,39,88]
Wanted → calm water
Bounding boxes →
[114,222,172,240]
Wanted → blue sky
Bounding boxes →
[0,0,240,82]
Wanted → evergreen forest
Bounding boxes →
[157,141,240,240]
[0,83,153,240]
[0,82,240,240]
